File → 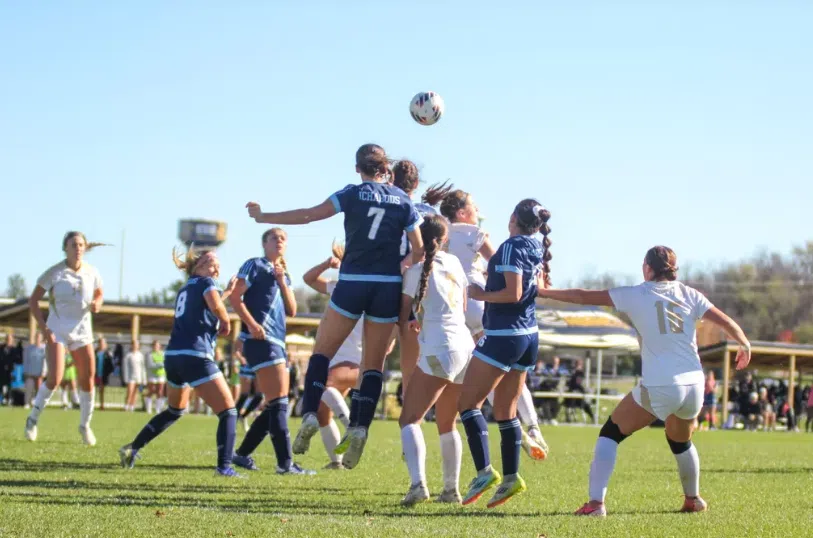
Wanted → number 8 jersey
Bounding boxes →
[330,182,421,280]
[166,276,221,360]
[609,281,713,387]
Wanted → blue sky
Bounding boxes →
[2,1,811,300]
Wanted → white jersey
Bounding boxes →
[403,251,473,357]
[326,281,363,362]
[37,261,102,330]
[447,222,488,286]
[609,281,713,387]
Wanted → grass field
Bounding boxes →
[1,409,811,538]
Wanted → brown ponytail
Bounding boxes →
[392,160,420,194]
[645,246,678,281]
[356,144,392,181]
[421,180,454,208]
[413,215,448,314]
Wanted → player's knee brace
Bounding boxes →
[599,417,628,444]
[666,436,692,454]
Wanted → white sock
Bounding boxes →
[146,397,154,414]
[30,384,55,421]
[157,397,166,413]
[401,424,427,487]
[517,385,538,428]
[439,430,462,492]
[71,388,80,406]
[321,387,350,428]
[674,443,700,497]
[61,389,69,407]
[320,421,342,463]
[589,437,619,502]
[79,391,94,428]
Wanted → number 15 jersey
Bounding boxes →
[609,281,713,387]
[330,182,421,281]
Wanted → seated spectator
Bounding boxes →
[742,392,763,431]
[564,370,594,423]
[759,387,776,431]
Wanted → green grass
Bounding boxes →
[1,409,811,537]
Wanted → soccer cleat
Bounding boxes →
[335,427,367,469]
[323,461,345,470]
[680,496,708,513]
[486,474,527,508]
[24,417,38,442]
[119,444,140,469]
[215,466,244,478]
[292,412,320,455]
[276,462,316,476]
[575,502,607,517]
[400,482,431,506]
[435,488,463,504]
[462,466,501,506]
[521,427,548,461]
[232,454,259,471]
[79,425,97,446]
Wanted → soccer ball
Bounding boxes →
[409,91,444,126]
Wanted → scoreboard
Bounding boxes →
[178,219,227,248]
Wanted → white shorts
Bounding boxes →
[417,347,472,385]
[123,359,146,385]
[330,353,361,369]
[465,298,485,336]
[48,318,93,351]
[147,376,166,384]
[632,382,704,422]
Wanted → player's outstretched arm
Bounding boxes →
[246,199,337,225]
[702,307,751,369]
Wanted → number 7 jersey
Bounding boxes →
[166,276,221,360]
[330,182,421,280]
[609,281,713,387]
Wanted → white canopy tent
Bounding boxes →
[535,305,640,425]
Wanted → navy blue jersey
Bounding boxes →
[166,277,220,359]
[400,202,439,260]
[236,257,290,348]
[330,182,421,279]
[482,235,545,336]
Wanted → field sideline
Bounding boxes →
[0,409,811,537]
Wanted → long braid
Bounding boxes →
[413,215,448,314]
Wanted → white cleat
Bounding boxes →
[336,426,368,469]
[79,425,97,446]
[522,426,549,461]
[435,488,463,504]
[400,482,430,506]
[292,412,320,455]
[25,417,38,442]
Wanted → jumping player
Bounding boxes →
[458,199,552,508]
[228,228,314,475]
[25,231,106,446]
[247,143,424,469]
[303,241,362,469]
[424,184,549,461]
[398,215,474,506]
[537,246,751,516]
[119,247,240,477]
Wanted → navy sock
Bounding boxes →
[236,407,270,457]
[348,388,361,425]
[244,394,264,416]
[498,418,522,476]
[132,407,184,450]
[267,396,292,470]
[235,394,249,415]
[302,354,330,415]
[354,370,383,429]
[216,408,238,469]
[461,409,490,472]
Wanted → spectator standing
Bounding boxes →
[23,333,47,408]
[122,340,146,412]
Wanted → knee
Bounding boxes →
[599,417,629,443]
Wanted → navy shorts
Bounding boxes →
[239,365,256,379]
[242,339,287,372]
[473,332,539,372]
[329,279,401,324]
[165,353,223,389]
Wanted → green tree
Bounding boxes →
[6,274,27,299]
